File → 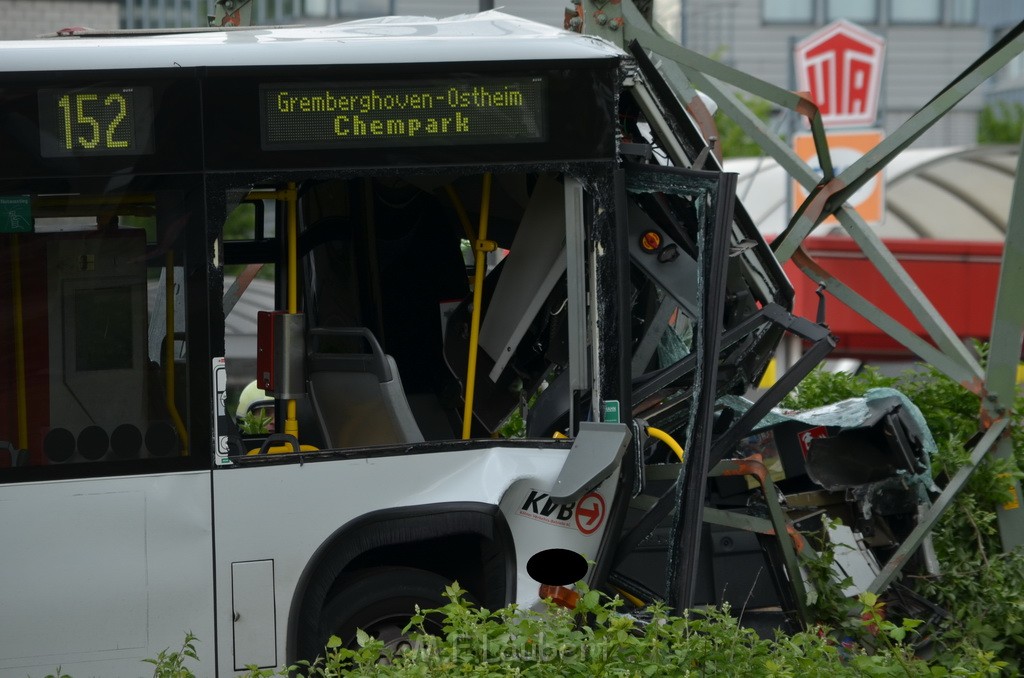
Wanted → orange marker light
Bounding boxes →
[640,230,661,252]
[539,584,580,609]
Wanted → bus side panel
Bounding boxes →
[211,446,597,674]
[500,472,621,606]
[0,471,215,678]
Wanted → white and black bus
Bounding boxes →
[0,12,794,676]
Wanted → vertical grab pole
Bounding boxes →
[461,173,493,439]
[164,250,188,453]
[284,181,300,440]
[11,234,28,449]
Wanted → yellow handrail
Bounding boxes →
[647,426,685,462]
[164,250,189,454]
[283,181,300,442]
[461,174,495,440]
[250,182,316,454]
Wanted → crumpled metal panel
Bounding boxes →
[726,387,934,453]
[723,386,937,497]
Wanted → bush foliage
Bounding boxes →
[120,583,1007,677]
[977,102,1024,145]
[783,360,1024,673]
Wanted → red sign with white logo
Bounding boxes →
[795,20,885,128]
[797,426,829,459]
[574,492,606,535]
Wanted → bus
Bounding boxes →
[0,11,801,676]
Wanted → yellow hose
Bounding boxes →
[647,426,685,462]
[461,174,494,439]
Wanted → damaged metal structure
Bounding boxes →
[568,0,1024,625]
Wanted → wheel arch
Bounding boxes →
[287,501,516,662]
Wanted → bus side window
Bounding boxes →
[0,193,201,470]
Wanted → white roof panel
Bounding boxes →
[0,11,622,72]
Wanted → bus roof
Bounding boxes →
[0,11,622,72]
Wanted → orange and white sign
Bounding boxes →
[792,129,885,225]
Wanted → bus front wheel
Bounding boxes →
[316,566,452,661]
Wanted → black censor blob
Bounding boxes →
[526,548,588,587]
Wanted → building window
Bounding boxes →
[994,25,1024,84]
[763,0,815,24]
[1005,55,1024,82]
[889,0,941,24]
[825,0,878,24]
[948,0,977,25]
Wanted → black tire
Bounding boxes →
[314,567,453,661]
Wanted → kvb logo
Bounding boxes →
[517,489,606,535]
[519,489,575,528]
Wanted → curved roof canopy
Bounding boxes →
[728,145,1018,242]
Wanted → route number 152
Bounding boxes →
[56,92,132,152]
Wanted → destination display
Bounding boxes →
[260,78,547,150]
[38,86,155,158]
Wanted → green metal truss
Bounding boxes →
[575,0,1024,594]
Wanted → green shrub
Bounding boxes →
[239,409,273,435]
[348,583,927,677]
[977,102,1024,145]
[142,631,200,678]
[784,361,1024,673]
[123,584,1004,677]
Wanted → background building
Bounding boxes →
[0,1,119,38]
[674,0,998,148]
[981,2,1024,106]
